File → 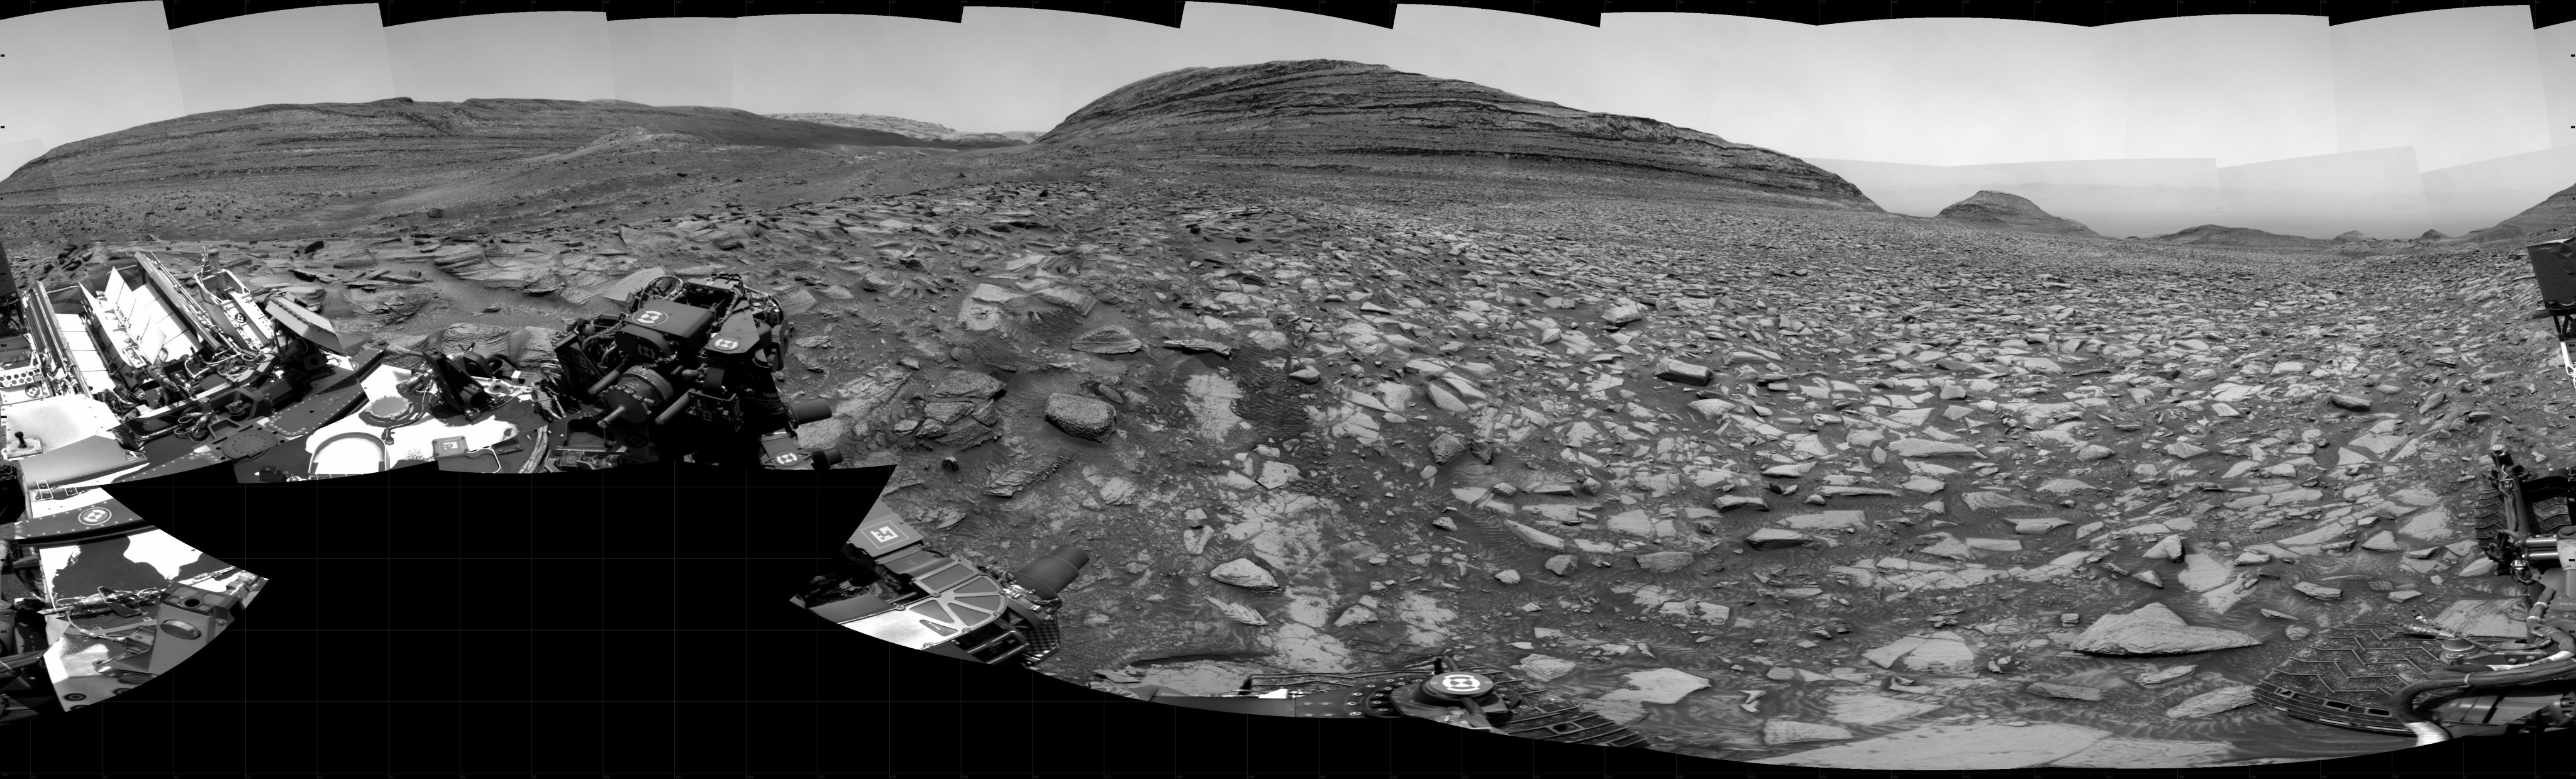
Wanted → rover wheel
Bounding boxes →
[2255,619,2458,735]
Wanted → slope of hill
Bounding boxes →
[1936,190,2100,236]
[1038,60,1879,211]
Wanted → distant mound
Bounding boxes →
[1935,191,2098,236]
[1038,60,1879,210]
[0,97,974,196]
[2148,224,2331,248]
[2463,181,2576,244]
[766,113,1036,148]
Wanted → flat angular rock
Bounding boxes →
[1655,358,1714,385]
[2134,664,2196,685]
[1430,432,1468,463]
[1597,667,1708,704]
[1898,636,1978,674]
[1206,596,1267,626]
[1763,719,1856,746]
[1763,461,1818,478]
[1716,495,1770,512]
[1601,302,1646,325]
[1545,554,1578,576]
[1686,398,1736,417]
[1044,393,1117,440]
[1333,604,1377,626]
[2074,445,2116,461]
[2360,531,2402,551]
[1514,654,1576,683]
[1030,285,1096,315]
[2027,682,2104,701]
[1890,438,1981,458]
[2145,534,2184,561]
[1636,551,1695,573]
[1161,338,1232,356]
[1209,558,1279,589]
[1863,633,1977,675]
[2163,442,2209,460]
[2036,478,2094,494]
[2012,517,2072,534]
[1745,528,1818,550]
[2163,685,2259,718]
[930,370,1006,400]
[2328,394,2372,412]
[1493,569,1521,585]
[1506,520,1569,551]
[2070,603,2261,655]
[1961,492,2044,511]
[2293,582,2343,600]
[1781,510,1867,531]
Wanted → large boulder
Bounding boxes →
[2070,602,2261,656]
[1595,667,1709,704]
[2163,685,2260,718]
[1208,558,1279,590]
[1044,393,1118,440]
[929,370,1005,400]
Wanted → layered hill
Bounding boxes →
[0,97,984,196]
[1935,191,2099,236]
[1037,60,1879,210]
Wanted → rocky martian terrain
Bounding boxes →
[7,58,2576,770]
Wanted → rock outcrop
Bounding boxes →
[1039,60,1880,210]
[1936,191,2099,236]
[2070,602,2262,656]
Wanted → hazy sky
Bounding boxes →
[1388,6,1721,132]
[725,9,1282,134]
[2102,14,2340,167]
[169,4,395,116]
[2547,22,2576,149]
[382,11,616,103]
[2,3,2574,239]
[0,3,185,177]
[1609,12,2333,167]
[2329,6,2550,170]
[728,14,1007,130]
[609,16,736,108]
